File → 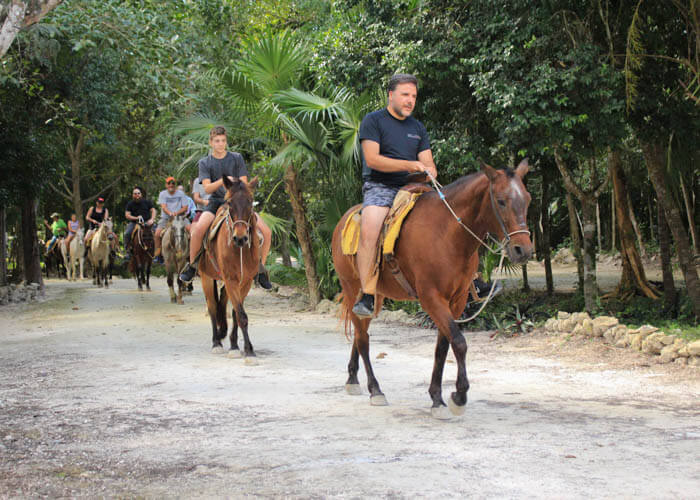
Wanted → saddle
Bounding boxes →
[341,183,432,297]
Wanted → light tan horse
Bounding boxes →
[162,215,190,304]
[90,219,113,287]
[65,227,85,281]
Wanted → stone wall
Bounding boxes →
[0,283,42,305]
[543,312,700,367]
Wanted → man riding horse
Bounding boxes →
[123,186,156,262]
[352,73,438,318]
[179,126,272,289]
[44,212,67,255]
[153,176,190,264]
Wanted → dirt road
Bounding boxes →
[1,278,699,498]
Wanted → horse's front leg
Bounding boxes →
[103,262,109,288]
[167,271,176,302]
[351,313,387,405]
[176,276,184,305]
[227,306,240,358]
[235,303,257,364]
[145,262,151,291]
[420,293,469,419]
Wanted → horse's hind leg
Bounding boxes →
[202,277,226,353]
[352,314,387,405]
[103,264,109,288]
[145,262,151,291]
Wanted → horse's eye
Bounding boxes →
[497,199,506,207]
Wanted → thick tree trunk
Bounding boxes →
[67,129,86,225]
[21,197,43,291]
[657,201,677,311]
[540,171,553,295]
[581,197,598,313]
[0,205,6,286]
[0,0,63,59]
[642,141,700,318]
[611,188,616,251]
[596,201,603,252]
[627,189,645,257]
[609,150,658,298]
[284,163,320,307]
[280,222,292,267]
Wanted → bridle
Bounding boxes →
[426,172,530,323]
[428,173,530,254]
[223,193,255,283]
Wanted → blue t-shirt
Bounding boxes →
[359,108,431,187]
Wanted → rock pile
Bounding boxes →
[544,311,700,366]
[0,283,42,305]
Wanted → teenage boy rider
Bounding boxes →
[179,126,272,289]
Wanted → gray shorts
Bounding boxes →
[362,181,399,208]
[157,214,172,230]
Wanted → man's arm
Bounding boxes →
[193,191,208,206]
[362,140,427,174]
[148,206,156,225]
[417,149,437,179]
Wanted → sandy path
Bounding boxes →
[0,277,698,498]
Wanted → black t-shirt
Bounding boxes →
[197,152,249,200]
[359,108,431,187]
[125,199,155,221]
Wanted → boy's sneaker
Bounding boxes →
[179,263,197,283]
[352,293,374,318]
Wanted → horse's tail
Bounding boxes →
[338,291,353,342]
[215,280,228,331]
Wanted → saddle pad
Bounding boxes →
[340,190,423,256]
[204,207,229,252]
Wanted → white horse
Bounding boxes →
[90,219,113,288]
[66,227,85,281]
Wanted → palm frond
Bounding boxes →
[272,88,344,122]
[258,211,292,242]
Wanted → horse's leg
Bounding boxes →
[167,270,176,302]
[103,260,109,288]
[201,276,225,353]
[146,261,151,291]
[235,303,257,364]
[176,276,184,305]
[227,302,240,359]
[420,292,469,418]
[351,313,387,405]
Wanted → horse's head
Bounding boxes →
[481,158,533,264]
[171,215,188,250]
[223,175,259,248]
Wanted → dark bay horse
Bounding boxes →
[331,160,533,419]
[128,222,154,291]
[199,176,261,363]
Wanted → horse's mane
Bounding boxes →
[441,167,516,197]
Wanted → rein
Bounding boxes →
[425,173,530,324]
[215,206,255,284]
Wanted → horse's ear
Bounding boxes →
[515,158,529,178]
[247,176,259,191]
[480,160,498,182]
[222,175,235,190]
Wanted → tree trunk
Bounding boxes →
[0,205,6,286]
[679,173,698,254]
[642,140,700,318]
[627,189,645,257]
[284,163,320,307]
[596,200,602,252]
[657,201,677,312]
[611,187,616,252]
[540,171,553,295]
[566,192,584,291]
[521,264,530,292]
[67,129,86,225]
[580,197,598,313]
[21,197,43,291]
[609,150,658,298]
[0,0,64,59]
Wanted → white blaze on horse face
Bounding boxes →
[510,178,529,227]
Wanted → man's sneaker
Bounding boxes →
[255,264,272,290]
[153,255,164,264]
[179,263,197,283]
[352,293,374,318]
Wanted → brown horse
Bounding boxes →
[199,176,261,362]
[128,222,154,291]
[331,159,533,419]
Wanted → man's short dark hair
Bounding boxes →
[388,73,418,93]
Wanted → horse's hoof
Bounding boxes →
[211,346,225,354]
[448,395,466,416]
[244,356,258,366]
[170,297,176,303]
[431,405,452,420]
[177,299,184,305]
[345,383,362,395]
[370,394,388,406]
[227,350,242,359]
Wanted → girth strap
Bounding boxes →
[384,254,417,298]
